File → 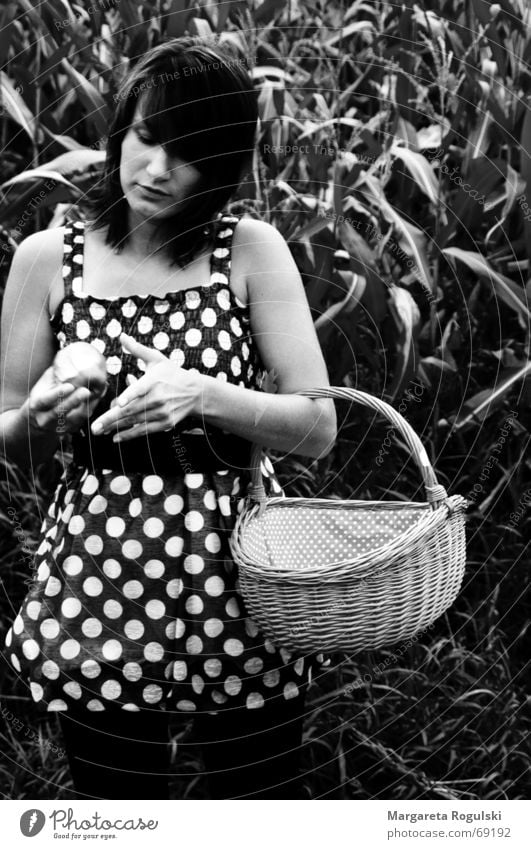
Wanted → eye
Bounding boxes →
[134,126,155,145]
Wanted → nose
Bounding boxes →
[145,145,172,180]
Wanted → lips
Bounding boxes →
[138,184,169,197]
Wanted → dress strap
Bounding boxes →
[208,213,239,286]
[62,219,86,300]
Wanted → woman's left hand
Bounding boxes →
[90,333,203,442]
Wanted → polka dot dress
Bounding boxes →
[5,215,329,715]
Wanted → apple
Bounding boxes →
[53,342,108,397]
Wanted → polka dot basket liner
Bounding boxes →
[230,388,468,653]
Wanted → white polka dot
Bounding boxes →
[63,555,83,576]
[230,317,243,337]
[37,562,50,582]
[264,638,276,653]
[122,703,140,711]
[42,659,60,679]
[62,302,74,323]
[13,614,24,634]
[224,675,242,696]
[169,311,185,330]
[87,699,105,711]
[137,316,153,334]
[191,674,204,694]
[122,298,137,318]
[165,537,183,557]
[106,318,122,338]
[164,494,183,515]
[186,635,203,654]
[144,559,165,579]
[143,517,164,538]
[175,618,185,638]
[204,658,222,677]
[63,681,82,699]
[145,599,166,619]
[76,319,90,339]
[122,539,143,559]
[48,699,68,711]
[61,598,82,618]
[223,638,244,657]
[166,578,183,599]
[143,684,163,704]
[110,476,131,495]
[82,618,102,638]
[184,554,204,574]
[185,289,200,309]
[245,618,261,638]
[294,657,305,676]
[230,357,242,377]
[185,595,204,615]
[185,328,202,347]
[202,490,217,511]
[80,660,101,680]
[124,619,144,640]
[122,580,144,599]
[102,639,122,661]
[105,516,126,537]
[30,682,44,701]
[208,691,229,707]
[244,657,264,674]
[184,511,203,532]
[22,639,40,660]
[218,330,231,350]
[104,355,121,374]
[60,639,80,659]
[205,576,224,597]
[284,681,299,699]
[205,532,221,553]
[154,299,169,313]
[204,618,224,638]
[153,331,170,350]
[201,348,218,368]
[216,290,231,310]
[68,515,85,535]
[184,473,203,489]
[83,577,103,597]
[129,498,142,517]
[263,669,280,687]
[176,699,196,711]
[246,692,265,709]
[144,642,164,662]
[101,680,121,700]
[45,577,62,597]
[103,559,121,579]
[142,475,163,495]
[89,302,106,320]
[169,348,185,366]
[81,474,99,495]
[172,660,187,681]
[4,628,11,647]
[85,534,104,555]
[218,495,232,517]
[123,662,142,682]
[92,337,106,353]
[103,599,123,619]
[225,597,240,618]
[211,271,228,285]
[88,495,107,514]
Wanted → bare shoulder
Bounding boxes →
[232,216,288,259]
[5,227,66,316]
[231,216,299,303]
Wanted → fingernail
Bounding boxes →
[91,422,103,434]
[113,434,121,443]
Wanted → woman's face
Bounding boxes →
[119,104,202,222]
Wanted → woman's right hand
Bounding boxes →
[24,366,102,436]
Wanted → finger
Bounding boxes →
[120,332,166,365]
[113,420,167,443]
[31,382,76,411]
[59,387,92,416]
[91,397,159,434]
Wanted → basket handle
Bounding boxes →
[247,386,449,509]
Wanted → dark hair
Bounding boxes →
[85,37,258,267]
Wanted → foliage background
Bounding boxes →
[0,0,530,799]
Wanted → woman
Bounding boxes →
[0,37,336,800]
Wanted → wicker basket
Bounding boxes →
[230,387,468,653]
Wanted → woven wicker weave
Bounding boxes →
[230,387,468,653]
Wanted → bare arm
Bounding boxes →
[0,228,97,469]
[198,218,337,458]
